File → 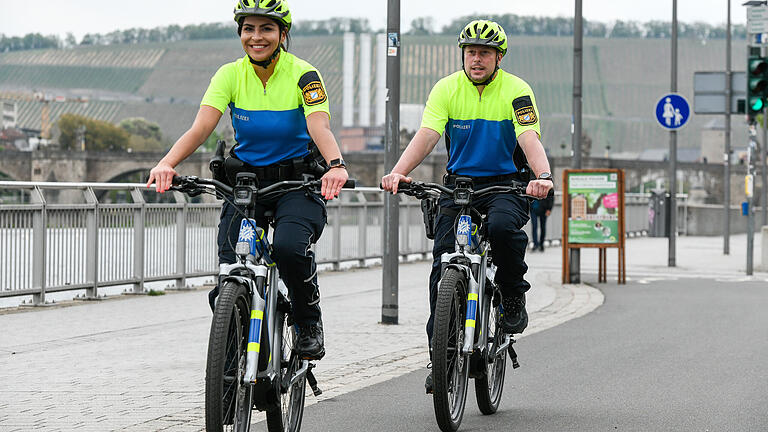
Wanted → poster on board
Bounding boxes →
[566,171,620,244]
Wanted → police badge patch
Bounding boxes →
[512,95,537,126]
[298,71,327,106]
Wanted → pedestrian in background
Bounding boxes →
[530,192,554,251]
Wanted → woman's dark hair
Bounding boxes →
[237,17,290,51]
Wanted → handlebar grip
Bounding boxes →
[396,181,412,191]
[343,179,356,189]
[171,175,184,186]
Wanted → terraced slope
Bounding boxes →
[0,36,747,154]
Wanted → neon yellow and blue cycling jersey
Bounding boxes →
[201,50,330,167]
[421,70,541,176]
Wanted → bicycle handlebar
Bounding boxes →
[170,175,356,199]
[389,180,553,200]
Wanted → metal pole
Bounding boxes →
[668,0,678,267]
[748,132,756,275]
[382,0,400,325]
[569,0,583,284]
[763,97,768,227]
[725,0,732,255]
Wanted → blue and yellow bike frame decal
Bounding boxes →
[465,292,478,329]
[237,218,276,266]
[247,309,264,353]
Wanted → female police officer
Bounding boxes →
[147,0,348,360]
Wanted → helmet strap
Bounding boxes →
[249,46,281,69]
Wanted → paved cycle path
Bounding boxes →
[298,276,768,431]
[0,252,600,431]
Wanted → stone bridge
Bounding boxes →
[0,149,451,187]
[0,150,211,183]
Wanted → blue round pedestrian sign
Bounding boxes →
[655,93,690,130]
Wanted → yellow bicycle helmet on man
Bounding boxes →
[458,20,508,86]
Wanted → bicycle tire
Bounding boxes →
[474,305,507,415]
[432,268,470,432]
[205,281,254,432]
[265,312,306,432]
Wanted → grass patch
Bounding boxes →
[147,289,166,296]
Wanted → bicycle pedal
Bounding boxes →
[306,368,322,396]
[508,345,520,369]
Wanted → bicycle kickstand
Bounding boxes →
[508,338,521,369]
[306,363,323,396]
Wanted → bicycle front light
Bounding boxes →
[233,186,253,206]
[235,241,251,256]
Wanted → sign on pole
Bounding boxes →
[748,5,768,34]
[655,93,691,130]
[693,71,746,114]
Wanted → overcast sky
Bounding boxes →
[0,0,747,40]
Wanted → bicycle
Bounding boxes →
[395,177,543,432]
[171,172,355,432]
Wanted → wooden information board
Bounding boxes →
[561,169,626,284]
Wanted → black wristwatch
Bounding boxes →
[537,172,553,182]
[328,158,346,169]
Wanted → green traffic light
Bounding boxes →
[751,97,764,111]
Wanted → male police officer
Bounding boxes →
[381,20,553,392]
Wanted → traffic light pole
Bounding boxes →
[747,125,757,275]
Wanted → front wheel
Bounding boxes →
[265,313,306,432]
[432,268,470,432]
[205,281,254,432]
[474,305,507,414]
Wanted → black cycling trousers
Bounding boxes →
[426,190,530,343]
[217,189,327,325]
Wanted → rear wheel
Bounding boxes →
[266,313,306,432]
[475,305,507,414]
[205,281,254,432]
[432,268,470,432]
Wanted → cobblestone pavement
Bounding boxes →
[0,256,601,431]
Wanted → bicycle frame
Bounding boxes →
[438,215,510,358]
[229,218,311,388]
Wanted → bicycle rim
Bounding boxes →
[432,268,469,432]
[475,305,507,415]
[205,282,254,432]
[266,314,306,432]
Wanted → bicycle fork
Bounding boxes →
[244,269,269,383]
[461,254,484,356]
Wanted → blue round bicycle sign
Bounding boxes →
[655,93,690,130]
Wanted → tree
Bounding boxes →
[199,130,222,153]
[409,17,435,35]
[58,114,130,151]
[119,117,166,151]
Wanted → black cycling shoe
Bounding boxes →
[297,321,325,360]
[501,293,528,334]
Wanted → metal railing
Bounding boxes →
[0,182,655,305]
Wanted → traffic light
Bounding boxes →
[747,56,768,116]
